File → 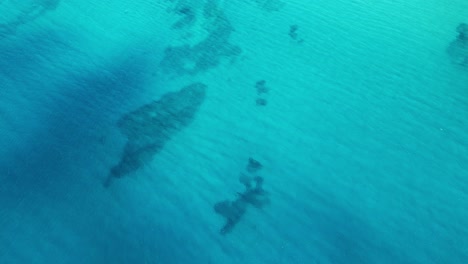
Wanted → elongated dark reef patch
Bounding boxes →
[104,83,206,187]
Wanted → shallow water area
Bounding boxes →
[0,0,467,263]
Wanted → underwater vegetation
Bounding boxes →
[160,1,242,75]
[447,23,468,67]
[0,0,60,37]
[214,158,270,235]
[104,83,207,187]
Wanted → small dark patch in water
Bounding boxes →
[246,157,263,173]
[255,80,269,94]
[256,98,268,106]
[288,24,304,43]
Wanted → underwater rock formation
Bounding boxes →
[246,157,263,173]
[456,23,468,41]
[288,24,304,43]
[254,80,269,106]
[104,83,206,187]
[0,0,60,37]
[160,1,242,75]
[214,175,269,234]
[172,6,196,29]
[447,23,468,67]
[288,24,305,44]
[289,25,299,40]
[255,80,269,95]
[256,98,267,106]
[214,158,269,235]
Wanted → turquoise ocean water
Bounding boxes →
[0,0,467,263]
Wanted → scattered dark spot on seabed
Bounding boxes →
[447,23,468,67]
[214,158,270,235]
[104,83,206,187]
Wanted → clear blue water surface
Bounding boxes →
[0,1,467,263]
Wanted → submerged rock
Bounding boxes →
[254,81,269,106]
[255,80,269,94]
[160,3,241,75]
[456,23,468,41]
[288,24,304,43]
[214,199,247,234]
[239,173,253,189]
[104,83,206,187]
[172,6,196,29]
[214,175,270,235]
[246,157,263,173]
[0,0,60,37]
[447,23,468,67]
[256,98,267,106]
[289,25,299,40]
